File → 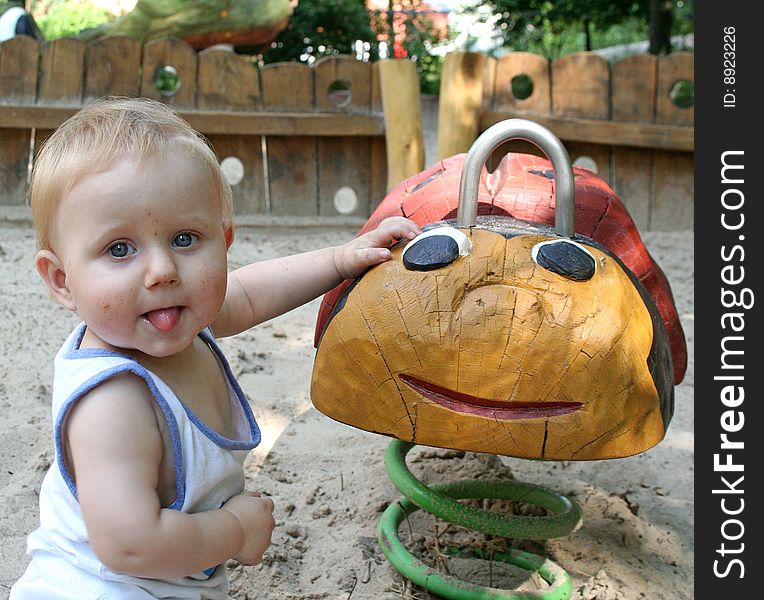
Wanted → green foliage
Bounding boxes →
[390,4,446,96]
[471,0,693,59]
[30,0,113,39]
[262,0,379,63]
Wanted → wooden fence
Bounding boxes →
[0,35,426,219]
[438,51,694,231]
[1,38,692,230]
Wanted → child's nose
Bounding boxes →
[144,249,180,287]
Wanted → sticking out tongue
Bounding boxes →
[145,307,180,331]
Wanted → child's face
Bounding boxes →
[44,150,232,357]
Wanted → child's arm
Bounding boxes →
[212,216,421,338]
[67,373,275,578]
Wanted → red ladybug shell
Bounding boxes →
[316,152,687,385]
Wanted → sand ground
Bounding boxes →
[0,211,693,599]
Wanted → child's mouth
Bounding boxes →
[144,307,180,331]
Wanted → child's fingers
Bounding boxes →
[365,217,421,245]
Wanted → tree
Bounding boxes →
[261,0,379,63]
[474,0,686,58]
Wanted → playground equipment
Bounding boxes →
[311,119,685,597]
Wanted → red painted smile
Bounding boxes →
[398,374,582,419]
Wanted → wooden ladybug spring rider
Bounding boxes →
[311,119,684,461]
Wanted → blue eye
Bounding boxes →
[108,242,134,258]
[173,232,197,248]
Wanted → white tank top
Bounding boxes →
[12,323,261,599]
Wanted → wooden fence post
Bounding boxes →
[0,36,39,206]
[436,51,485,162]
[486,51,551,165]
[611,53,658,230]
[651,52,694,230]
[377,59,424,192]
[315,55,374,216]
[260,61,317,215]
[197,46,266,215]
[83,36,142,101]
[552,52,611,184]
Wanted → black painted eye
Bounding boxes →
[402,227,471,272]
[533,240,596,281]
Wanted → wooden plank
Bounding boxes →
[655,52,694,126]
[0,36,39,104]
[35,38,88,192]
[378,59,424,191]
[551,52,610,119]
[38,38,87,106]
[0,104,384,135]
[611,54,658,230]
[551,52,611,189]
[652,151,694,230]
[487,52,550,168]
[206,134,266,214]
[314,55,372,113]
[84,35,142,101]
[479,111,692,151]
[492,52,551,114]
[654,52,694,230]
[369,135,388,209]
[317,136,371,216]
[197,46,265,215]
[197,47,262,111]
[0,36,39,206]
[612,54,657,123]
[261,61,317,215]
[368,62,388,209]
[437,51,485,161]
[139,37,197,108]
[315,56,373,216]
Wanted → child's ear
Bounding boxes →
[35,250,77,312]
[224,223,235,250]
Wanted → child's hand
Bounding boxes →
[332,216,422,280]
[222,491,276,566]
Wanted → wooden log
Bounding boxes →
[197,47,265,215]
[436,52,485,161]
[261,61,317,215]
[0,36,39,206]
[377,59,424,192]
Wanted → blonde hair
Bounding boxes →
[31,96,234,251]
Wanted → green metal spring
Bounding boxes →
[377,440,582,599]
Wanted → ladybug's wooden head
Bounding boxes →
[311,120,676,460]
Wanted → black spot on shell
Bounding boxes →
[536,241,595,281]
[403,236,460,271]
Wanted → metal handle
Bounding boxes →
[456,119,575,238]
